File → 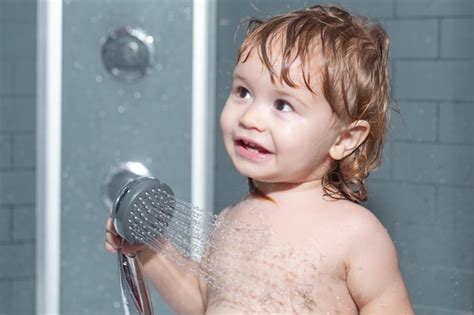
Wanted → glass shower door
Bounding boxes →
[37,0,215,314]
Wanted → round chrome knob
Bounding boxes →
[101,26,155,82]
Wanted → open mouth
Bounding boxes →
[235,139,271,156]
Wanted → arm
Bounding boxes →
[141,205,234,313]
[345,210,414,315]
[106,217,206,314]
[138,247,206,315]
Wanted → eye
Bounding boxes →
[274,99,294,112]
[235,86,251,100]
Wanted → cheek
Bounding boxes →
[276,124,332,157]
[277,122,312,143]
[274,126,308,156]
[219,103,232,134]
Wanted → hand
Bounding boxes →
[105,216,145,256]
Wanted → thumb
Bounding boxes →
[120,242,145,256]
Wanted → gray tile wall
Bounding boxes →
[215,0,474,314]
[0,0,36,314]
[367,0,474,313]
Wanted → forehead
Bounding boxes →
[237,41,324,94]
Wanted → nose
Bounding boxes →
[239,104,266,132]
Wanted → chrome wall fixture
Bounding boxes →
[103,161,151,208]
[101,26,155,82]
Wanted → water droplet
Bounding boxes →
[219,18,231,26]
[134,91,142,99]
[95,75,103,83]
[73,61,83,70]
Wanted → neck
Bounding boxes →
[251,178,326,203]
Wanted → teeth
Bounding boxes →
[240,139,266,153]
[244,140,256,148]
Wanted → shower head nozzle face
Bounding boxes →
[111,177,175,245]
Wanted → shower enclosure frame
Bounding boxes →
[35,0,216,313]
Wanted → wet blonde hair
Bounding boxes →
[240,4,391,203]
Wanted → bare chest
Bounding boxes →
[202,213,357,314]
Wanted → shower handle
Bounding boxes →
[105,162,154,315]
[118,251,153,315]
[113,184,154,315]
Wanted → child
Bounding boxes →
[106,4,414,314]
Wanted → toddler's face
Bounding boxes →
[220,51,342,184]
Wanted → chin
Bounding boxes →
[233,164,266,181]
[236,168,281,184]
[233,164,257,179]
[228,151,283,182]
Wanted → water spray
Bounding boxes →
[111,176,212,315]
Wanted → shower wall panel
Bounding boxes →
[61,0,192,313]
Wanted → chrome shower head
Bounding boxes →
[110,176,175,315]
[111,176,175,245]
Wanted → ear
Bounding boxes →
[329,120,370,161]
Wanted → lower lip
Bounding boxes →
[235,142,272,161]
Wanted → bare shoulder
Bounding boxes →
[214,205,233,225]
[332,200,391,244]
[328,200,399,273]
[334,201,413,314]
[217,205,232,217]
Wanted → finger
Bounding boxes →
[105,241,118,254]
[106,217,118,236]
[121,243,145,256]
[106,231,121,250]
